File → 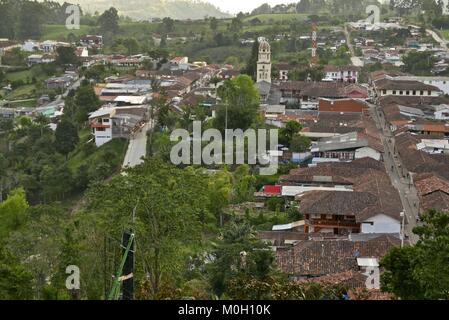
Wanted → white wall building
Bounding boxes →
[393,76,449,95]
[361,214,401,234]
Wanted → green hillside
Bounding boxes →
[51,0,231,20]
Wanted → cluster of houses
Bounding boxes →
[246,38,449,297]
[87,56,238,146]
[349,22,449,73]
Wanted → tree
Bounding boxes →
[206,222,277,297]
[244,39,259,81]
[55,119,79,157]
[84,158,211,298]
[234,165,256,204]
[162,17,175,33]
[381,209,449,299]
[210,17,218,32]
[0,245,33,299]
[122,38,140,55]
[66,83,101,125]
[0,188,29,240]
[208,170,232,227]
[19,1,45,39]
[98,7,119,34]
[297,0,311,13]
[402,51,436,75]
[251,3,272,15]
[290,134,311,152]
[34,114,50,138]
[56,46,78,66]
[227,275,347,300]
[279,121,302,146]
[214,75,261,132]
[229,17,243,33]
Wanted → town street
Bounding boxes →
[409,24,448,50]
[370,103,421,244]
[122,120,153,169]
[344,24,364,67]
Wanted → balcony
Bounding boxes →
[91,123,111,129]
[308,219,359,228]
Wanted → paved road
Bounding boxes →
[409,24,447,49]
[425,28,447,50]
[344,24,364,67]
[122,121,153,169]
[370,102,421,244]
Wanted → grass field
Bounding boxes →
[440,29,449,40]
[3,65,54,100]
[41,24,92,41]
[4,69,34,82]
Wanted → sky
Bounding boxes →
[205,0,299,14]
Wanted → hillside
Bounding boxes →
[56,0,231,20]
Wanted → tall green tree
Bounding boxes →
[18,1,45,39]
[83,158,211,299]
[0,188,29,240]
[209,17,218,32]
[214,75,261,132]
[98,7,119,34]
[402,51,436,75]
[206,222,276,297]
[0,245,33,299]
[55,119,79,156]
[381,209,449,299]
[56,46,78,66]
[279,121,302,146]
[244,39,259,81]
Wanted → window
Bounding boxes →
[383,90,387,94]
[400,91,403,95]
[96,128,106,132]
[102,118,110,123]
[406,91,410,95]
[413,90,416,96]
[393,90,396,95]
[420,90,424,95]
[428,90,432,95]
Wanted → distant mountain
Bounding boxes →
[57,0,231,20]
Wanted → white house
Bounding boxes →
[374,79,442,97]
[89,106,148,147]
[323,65,359,83]
[170,56,189,71]
[393,75,449,95]
[360,214,401,234]
[435,105,449,120]
[22,40,39,52]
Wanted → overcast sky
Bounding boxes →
[205,0,299,14]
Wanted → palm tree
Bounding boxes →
[34,114,50,137]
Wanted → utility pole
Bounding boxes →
[108,231,135,300]
[400,211,405,247]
